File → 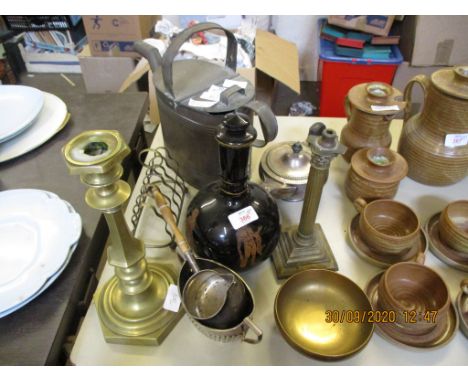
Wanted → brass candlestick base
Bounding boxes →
[62,130,182,345]
[95,261,181,345]
[272,124,346,279]
[272,225,338,279]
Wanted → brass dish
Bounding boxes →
[348,214,427,268]
[425,212,468,272]
[274,269,374,360]
[365,272,458,349]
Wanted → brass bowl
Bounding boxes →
[274,269,374,360]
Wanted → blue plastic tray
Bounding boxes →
[319,38,403,65]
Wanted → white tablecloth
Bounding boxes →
[70,116,468,365]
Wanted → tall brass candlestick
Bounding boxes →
[272,123,346,279]
[62,130,182,345]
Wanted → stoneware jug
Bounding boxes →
[398,66,468,186]
[340,82,406,162]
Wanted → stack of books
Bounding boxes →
[23,20,86,54]
[321,22,400,60]
[5,16,87,73]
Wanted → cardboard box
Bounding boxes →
[82,15,159,57]
[399,16,468,66]
[238,29,300,105]
[78,45,138,93]
[18,43,81,73]
[328,16,395,37]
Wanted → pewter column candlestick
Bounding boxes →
[272,123,347,279]
[62,130,183,345]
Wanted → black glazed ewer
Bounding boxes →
[186,112,280,272]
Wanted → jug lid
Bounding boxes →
[432,66,468,100]
[260,141,311,185]
[154,60,256,113]
[348,82,406,115]
[351,147,408,183]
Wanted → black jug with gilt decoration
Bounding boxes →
[186,112,280,272]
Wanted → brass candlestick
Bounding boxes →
[62,130,183,345]
[272,123,346,279]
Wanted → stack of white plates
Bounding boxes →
[0,85,69,163]
[0,189,82,318]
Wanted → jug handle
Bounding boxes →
[242,317,263,344]
[133,41,162,73]
[162,22,238,99]
[403,74,430,122]
[243,100,278,147]
[415,251,426,265]
[344,95,352,121]
[353,197,368,214]
[461,279,468,295]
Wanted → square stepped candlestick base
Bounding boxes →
[272,224,338,279]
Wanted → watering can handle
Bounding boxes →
[243,100,278,147]
[403,74,430,122]
[162,22,238,99]
[133,41,162,73]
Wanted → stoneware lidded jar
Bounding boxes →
[345,147,408,202]
[398,66,468,186]
[340,82,406,162]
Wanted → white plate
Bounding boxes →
[0,92,69,163]
[0,85,44,143]
[0,189,82,313]
[0,200,80,318]
[0,241,78,318]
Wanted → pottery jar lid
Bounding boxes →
[431,66,468,100]
[260,141,311,185]
[348,82,406,115]
[351,147,408,183]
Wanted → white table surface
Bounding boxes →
[70,116,468,365]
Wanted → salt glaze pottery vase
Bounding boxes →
[398,66,468,186]
[340,82,406,162]
[345,147,408,202]
[186,112,280,273]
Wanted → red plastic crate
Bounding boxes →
[318,40,403,117]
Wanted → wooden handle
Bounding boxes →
[152,186,191,254]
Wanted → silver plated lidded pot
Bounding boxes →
[259,137,312,202]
